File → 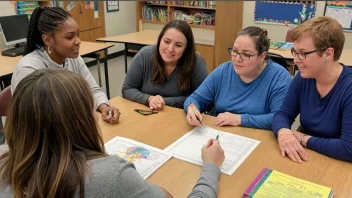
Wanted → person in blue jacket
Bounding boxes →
[184,26,292,130]
[272,16,352,163]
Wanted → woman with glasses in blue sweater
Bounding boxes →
[184,27,292,130]
[272,16,352,163]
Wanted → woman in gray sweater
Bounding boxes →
[0,69,224,198]
[11,7,120,124]
[122,20,208,110]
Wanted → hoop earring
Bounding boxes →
[48,46,52,54]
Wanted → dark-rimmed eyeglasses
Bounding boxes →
[291,48,327,60]
[228,47,259,60]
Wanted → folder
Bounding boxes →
[243,168,334,198]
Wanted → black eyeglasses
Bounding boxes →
[291,48,327,60]
[228,47,259,60]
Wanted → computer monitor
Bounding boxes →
[0,14,29,46]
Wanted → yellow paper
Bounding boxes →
[254,170,333,198]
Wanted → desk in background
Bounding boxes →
[97,30,215,74]
[0,41,114,99]
[270,47,352,66]
[99,97,352,198]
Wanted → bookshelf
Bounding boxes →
[137,1,216,30]
[136,1,244,72]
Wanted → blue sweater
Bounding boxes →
[184,60,292,130]
[272,65,352,162]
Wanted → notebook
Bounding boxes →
[244,168,334,198]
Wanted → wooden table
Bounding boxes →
[97,30,214,73]
[270,47,352,66]
[0,41,114,98]
[99,97,352,198]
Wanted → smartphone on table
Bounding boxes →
[134,109,158,116]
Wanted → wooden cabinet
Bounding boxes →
[39,1,106,42]
[195,44,214,73]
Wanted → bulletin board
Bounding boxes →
[16,1,39,19]
[324,1,352,30]
[254,1,316,25]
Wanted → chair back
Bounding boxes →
[0,86,11,116]
[267,52,289,71]
[285,28,295,43]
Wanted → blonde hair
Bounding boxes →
[0,69,106,198]
[292,16,345,61]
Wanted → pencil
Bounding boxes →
[216,134,219,140]
[190,101,204,128]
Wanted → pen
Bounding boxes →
[216,134,219,140]
[190,101,204,128]
[108,108,114,122]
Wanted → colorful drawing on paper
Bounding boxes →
[104,137,172,179]
[118,147,151,162]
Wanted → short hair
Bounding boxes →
[236,26,270,55]
[292,16,345,61]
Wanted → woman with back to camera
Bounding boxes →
[0,69,225,197]
[122,20,208,110]
[11,6,120,124]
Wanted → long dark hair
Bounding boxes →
[0,69,106,198]
[152,20,197,93]
[24,7,71,55]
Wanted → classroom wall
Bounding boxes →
[0,1,137,54]
[104,1,136,54]
[242,1,352,49]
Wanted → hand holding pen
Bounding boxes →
[186,102,204,128]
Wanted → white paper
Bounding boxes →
[165,126,260,176]
[325,7,352,29]
[105,137,172,179]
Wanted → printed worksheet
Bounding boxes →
[105,137,172,179]
[165,126,260,176]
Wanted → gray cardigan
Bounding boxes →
[0,145,221,198]
[11,49,109,108]
[122,45,208,108]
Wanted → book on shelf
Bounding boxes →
[171,1,216,8]
[146,1,167,5]
[172,10,215,26]
[244,168,334,198]
[142,5,167,22]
